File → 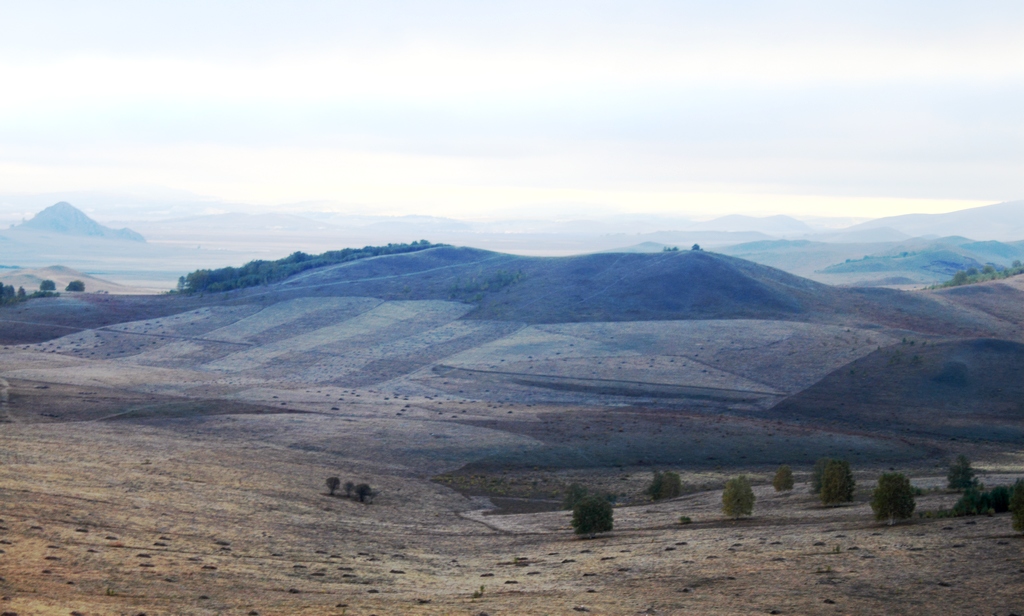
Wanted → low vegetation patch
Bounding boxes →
[646,470,683,501]
[178,240,443,293]
[572,495,614,538]
[0,280,59,306]
[932,261,1024,289]
[722,475,755,518]
[448,269,525,301]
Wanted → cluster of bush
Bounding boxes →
[562,483,616,538]
[177,240,442,294]
[325,477,376,503]
[521,454,1024,540]
[447,269,525,302]
[936,260,1024,288]
[0,278,79,306]
[922,455,1024,525]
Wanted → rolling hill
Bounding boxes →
[771,337,1024,442]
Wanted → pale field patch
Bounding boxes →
[203,300,472,373]
[203,296,382,343]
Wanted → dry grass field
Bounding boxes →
[3,250,1024,614]
[1,407,1023,616]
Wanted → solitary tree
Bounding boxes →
[354,483,374,503]
[344,481,355,498]
[571,496,613,538]
[1010,480,1024,533]
[563,483,589,510]
[810,458,831,494]
[722,475,755,518]
[947,455,977,491]
[646,471,682,501]
[39,279,56,292]
[772,465,794,492]
[820,460,855,506]
[325,476,341,496]
[65,280,85,292]
[870,472,916,525]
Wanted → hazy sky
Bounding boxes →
[0,1,1021,219]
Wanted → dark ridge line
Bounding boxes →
[433,365,781,396]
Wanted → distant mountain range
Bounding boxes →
[844,200,1024,241]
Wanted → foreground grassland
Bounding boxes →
[2,400,1023,616]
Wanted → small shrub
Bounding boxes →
[722,475,755,518]
[355,483,374,503]
[344,481,355,497]
[947,455,977,491]
[646,471,682,501]
[678,515,692,525]
[870,472,916,525]
[772,465,794,492]
[571,496,614,538]
[820,460,855,506]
